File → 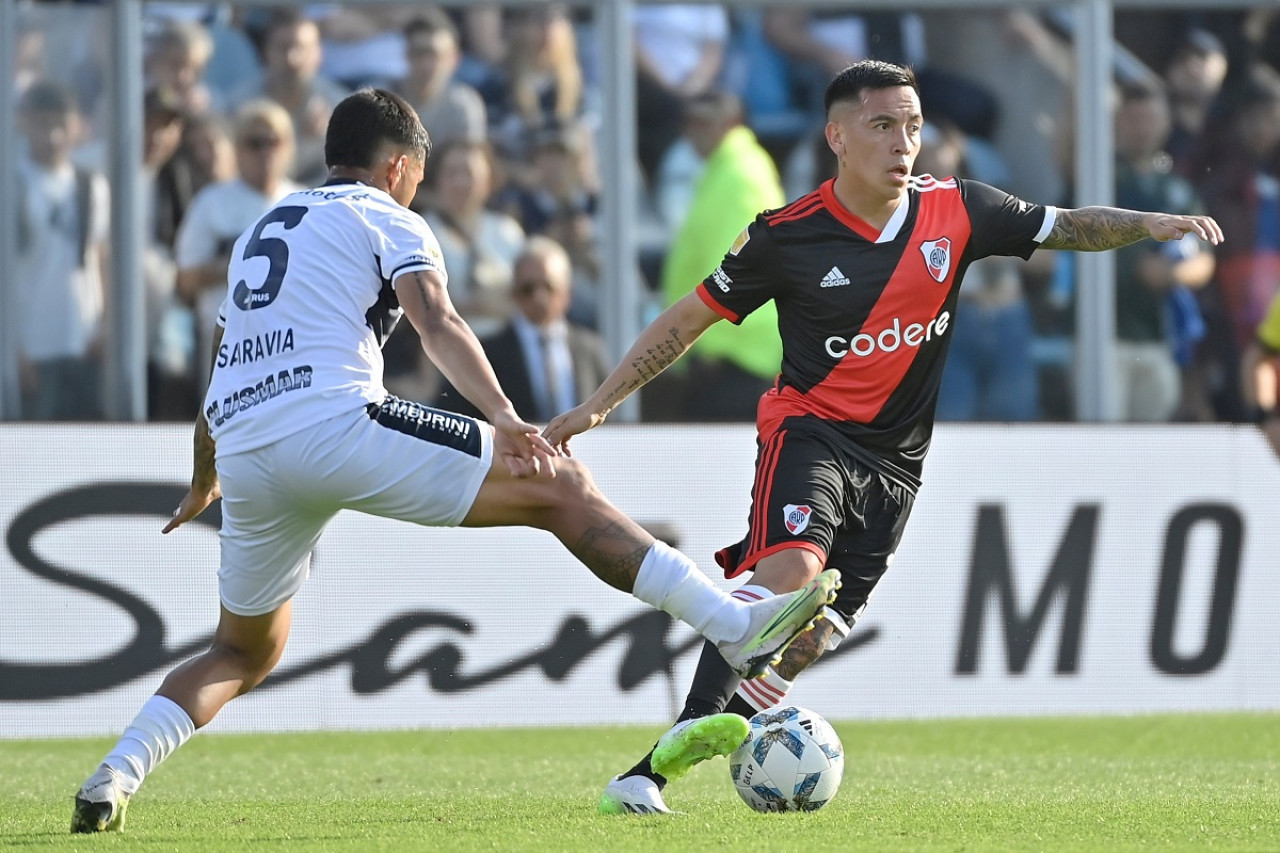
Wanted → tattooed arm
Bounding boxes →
[1041,206,1224,251]
[163,325,225,533]
[543,291,723,452]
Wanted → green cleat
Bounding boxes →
[70,765,130,833]
[651,713,751,782]
[715,570,842,679]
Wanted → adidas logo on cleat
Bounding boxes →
[820,266,850,288]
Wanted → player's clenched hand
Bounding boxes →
[1144,213,1224,246]
[491,411,557,478]
[542,404,607,456]
[162,481,221,534]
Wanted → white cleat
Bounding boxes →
[70,765,130,833]
[716,570,842,678]
[599,774,674,816]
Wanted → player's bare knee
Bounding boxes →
[545,455,599,507]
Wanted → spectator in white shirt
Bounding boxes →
[13,80,110,420]
[633,4,729,184]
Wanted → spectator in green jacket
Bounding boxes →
[657,91,786,421]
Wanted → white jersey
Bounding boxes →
[176,176,302,382]
[203,180,447,455]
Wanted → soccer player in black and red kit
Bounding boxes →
[544,60,1224,814]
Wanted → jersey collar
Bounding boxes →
[819,178,911,244]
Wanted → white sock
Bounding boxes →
[101,695,196,795]
[631,541,748,643]
[730,584,774,604]
[736,665,795,712]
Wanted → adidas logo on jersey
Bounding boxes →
[820,266,851,288]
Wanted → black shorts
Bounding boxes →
[715,416,915,621]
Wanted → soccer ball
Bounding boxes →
[728,705,844,812]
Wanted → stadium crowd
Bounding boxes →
[6,1,1280,426]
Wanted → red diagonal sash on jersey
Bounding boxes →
[773,185,973,425]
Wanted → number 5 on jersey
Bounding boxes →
[232,206,308,311]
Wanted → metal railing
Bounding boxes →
[0,0,1262,422]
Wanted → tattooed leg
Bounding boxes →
[568,520,654,591]
[773,613,840,680]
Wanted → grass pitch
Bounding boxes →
[3,713,1278,852]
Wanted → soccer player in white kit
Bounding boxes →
[70,89,839,833]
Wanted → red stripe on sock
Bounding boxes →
[737,678,775,711]
[750,677,786,702]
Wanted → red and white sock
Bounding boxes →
[729,584,772,605]
[736,666,795,712]
[728,585,795,711]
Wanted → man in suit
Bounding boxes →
[435,235,609,421]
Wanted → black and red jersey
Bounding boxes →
[695,175,1053,489]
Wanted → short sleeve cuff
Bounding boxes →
[696,282,741,324]
[389,256,448,287]
[1033,206,1057,244]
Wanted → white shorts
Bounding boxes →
[216,398,493,616]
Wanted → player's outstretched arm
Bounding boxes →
[543,291,721,454]
[163,411,222,534]
[1040,207,1224,252]
[396,268,555,478]
[164,325,224,534]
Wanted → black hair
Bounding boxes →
[264,8,312,40]
[824,60,919,117]
[324,88,431,169]
[404,8,458,42]
[20,79,77,116]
